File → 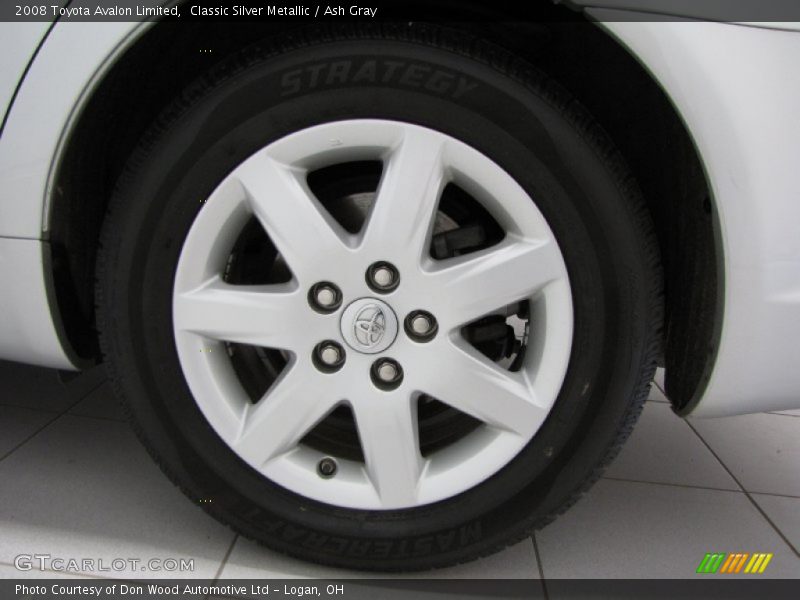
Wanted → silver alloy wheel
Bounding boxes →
[172,120,573,510]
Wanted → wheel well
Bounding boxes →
[49,11,719,411]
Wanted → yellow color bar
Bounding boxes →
[758,553,773,573]
[746,553,772,574]
[744,554,759,573]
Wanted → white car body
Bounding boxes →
[2,10,800,418]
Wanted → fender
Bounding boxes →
[0,20,146,238]
[599,15,800,416]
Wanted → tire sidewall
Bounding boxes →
[101,35,657,568]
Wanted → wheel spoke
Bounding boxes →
[235,152,350,280]
[361,128,447,257]
[354,395,423,507]
[415,341,547,438]
[428,236,566,329]
[233,365,339,467]
[173,277,305,351]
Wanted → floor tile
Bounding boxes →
[0,406,56,458]
[0,360,105,412]
[653,367,665,391]
[68,382,126,421]
[219,537,539,580]
[605,402,739,490]
[0,361,65,411]
[690,413,800,496]
[1,360,798,584]
[0,414,234,579]
[648,383,669,403]
[751,494,800,553]
[535,479,800,578]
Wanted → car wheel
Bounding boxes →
[96,26,662,570]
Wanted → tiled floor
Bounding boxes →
[0,361,798,582]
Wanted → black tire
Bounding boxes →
[96,25,662,571]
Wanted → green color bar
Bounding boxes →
[709,553,726,573]
[697,553,727,574]
[696,554,713,573]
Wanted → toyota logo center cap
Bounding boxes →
[340,298,398,354]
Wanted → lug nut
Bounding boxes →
[316,287,336,307]
[377,362,398,382]
[317,457,338,478]
[373,267,394,287]
[370,358,404,390]
[313,341,345,373]
[411,315,432,335]
[366,261,400,293]
[404,310,438,342]
[320,344,342,365]
[308,282,342,313]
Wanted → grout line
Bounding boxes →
[684,420,800,558]
[212,533,239,582]
[0,413,65,463]
[603,475,800,500]
[203,533,239,600]
[745,490,800,500]
[531,534,548,599]
[649,379,671,403]
[601,475,744,495]
[0,379,106,464]
[767,412,800,418]
[63,376,108,404]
